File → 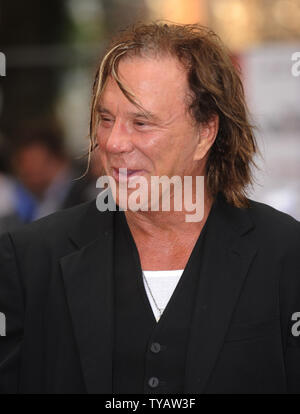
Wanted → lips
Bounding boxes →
[111,167,145,182]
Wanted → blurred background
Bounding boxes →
[0,0,299,234]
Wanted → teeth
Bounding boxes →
[118,169,129,175]
[117,168,135,175]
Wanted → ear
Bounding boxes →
[193,114,219,161]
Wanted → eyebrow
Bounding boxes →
[97,104,161,123]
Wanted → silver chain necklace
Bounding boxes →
[142,271,164,320]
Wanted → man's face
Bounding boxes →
[13,144,56,197]
[96,55,206,207]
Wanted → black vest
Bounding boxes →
[112,210,210,394]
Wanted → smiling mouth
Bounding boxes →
[112,167,145,182]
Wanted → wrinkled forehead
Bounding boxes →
[100,54,191,117]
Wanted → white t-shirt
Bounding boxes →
[142,269,184,322]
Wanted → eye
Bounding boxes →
[134,121,146,127]
[99,115,114,127]
[133,118,153,129]
[99,115,112,122]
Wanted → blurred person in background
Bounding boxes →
[0,119,97,234]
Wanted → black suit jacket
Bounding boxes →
[0,194,299,394]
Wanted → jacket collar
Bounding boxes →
[67,199,115,249]
[184,194,257,392]
[61,199,115,393]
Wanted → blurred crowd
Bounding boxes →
[0,119,99,235]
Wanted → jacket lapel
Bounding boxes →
[184,195,258,393]
[60,201,115,393]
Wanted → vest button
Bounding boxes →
[150,342,161,353]
[148,376,159,388]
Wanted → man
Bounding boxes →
[0,119,96,235]
[0,22,299,394]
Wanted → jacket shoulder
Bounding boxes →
[247,198,300,244]
[2,199,113,254]
[9,200,94,240]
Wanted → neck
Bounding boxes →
[124,185,214,238]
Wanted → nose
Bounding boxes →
[105,118,134,154]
